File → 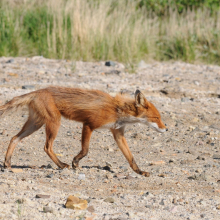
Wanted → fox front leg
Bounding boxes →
[72,124,92,169]
[111,127,150,177]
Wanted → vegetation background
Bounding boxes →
[0,0,220,65]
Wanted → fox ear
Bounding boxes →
[135,89,146,106]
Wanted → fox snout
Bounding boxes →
[148,121,168,133]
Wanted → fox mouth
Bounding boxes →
[148,122,167,133]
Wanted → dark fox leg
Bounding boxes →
[111,127,150,177]
[72,124,92,169]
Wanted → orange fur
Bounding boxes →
[1,86,167,177]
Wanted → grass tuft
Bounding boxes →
[0,0,220,65]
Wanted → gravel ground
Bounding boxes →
[0,56,220,220]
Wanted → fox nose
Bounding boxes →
[166,128,168,131]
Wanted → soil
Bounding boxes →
[0,56,220,220]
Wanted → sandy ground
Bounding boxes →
[0,56,220,220]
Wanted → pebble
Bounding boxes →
[104,197,114,203]
[186,149,197,155]
[105,61,116,67]
[22,85,35,89]
[213,154,220,159]
[170,206,178,213]
[197,156,205,160]
[108,147,114,152]
[11,168,23,173]
[87,206,95,213]
[78,173,85,180]
[6,59,14,63]
[65,195,88,210]
[43,206,53,213]
[46,173,54,178]
[36,194,51,199]
[105,70,120,75]
[150,161,165,165]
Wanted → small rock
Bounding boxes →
[119,166,128,171]
[180,159,193,165]
[8,72,18,77]
[87,206,95,213]
[46,173,53,178]
[0,130,6,135]
[105,70,120,75]
[213,154,220,159]
[36,194,51,199]
[78,173,85,180]
[43,206,53,213]
[22,85,35,89]
[105,61,116,67]
[195,169,202,173]
[160,199,169,205]
[11,168,23,173]
[170,206,178,213]
[194,80,200,86]
[216,204,220,210]
[6,59,14,63]
[125,175,136,180]
[181,97,190,102]
[142,192,154,197]
[65,195,88,210]
[106,162,112,167]
[172,198,177,204]
[104,197,114,203]
[158,173,166,178]
[200,200,206,206]
[46,164,53,169]
[196,156,205,160]
[67,131,72,136]
[108,147,114,152]
[188,172,211,181]
[116,174,126,179]
[150,161,165,166]
[103,165,111,171]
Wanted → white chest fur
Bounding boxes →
[97,116,148,130]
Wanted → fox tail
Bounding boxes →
[0,92,36,116]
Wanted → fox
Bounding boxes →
[0,86,167,177]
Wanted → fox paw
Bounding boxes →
[72,161,79,169]
[61,163,70,169]
[140,171,150,177]
[3,162,11,169]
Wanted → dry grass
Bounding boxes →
[0,0,220,65]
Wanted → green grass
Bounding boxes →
[0,0,220,65]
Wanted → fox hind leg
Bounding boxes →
[44,120,70,169]
[4,114,44,168]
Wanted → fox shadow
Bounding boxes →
[0,162,114,173]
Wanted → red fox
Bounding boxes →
[0,87,167,177]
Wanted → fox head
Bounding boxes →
[135,90,167,133]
